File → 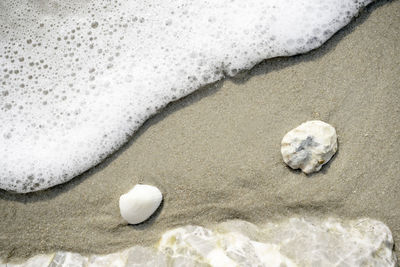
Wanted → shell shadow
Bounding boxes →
[128,198,165,231]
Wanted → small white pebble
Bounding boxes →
[281,120,337,174]
[119,184,162,224]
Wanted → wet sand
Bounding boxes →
[0,0,399,261]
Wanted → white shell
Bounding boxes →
[119,184,162,224]
[281,120,337,174]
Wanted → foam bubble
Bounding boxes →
[0,0,373,192]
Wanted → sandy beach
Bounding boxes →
[0,0,399,261]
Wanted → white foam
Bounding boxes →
[0,0,373,192]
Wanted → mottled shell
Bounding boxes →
[281,120,337,174]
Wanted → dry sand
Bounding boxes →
[0,0,399,261]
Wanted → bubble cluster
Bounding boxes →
[0,0,373,193]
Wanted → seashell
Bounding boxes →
[281,120,337,174]
[119,184,162,224]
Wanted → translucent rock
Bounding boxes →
[88,250,129,267]
[1,218,396,266]
[169,256,208,267]
[119,184,162,224]
[259,217,397,266]
[281,120,338,174]
[159,218,396,266]
[219,232,296,266]
[48,251,88,267]
[158,226,232,266]
[0,254,53,267]
[125,246,167,267]
[158,225,296,266]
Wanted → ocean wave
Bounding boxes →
[0,0,373,192]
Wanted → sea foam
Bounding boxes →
[0,0,373,192]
